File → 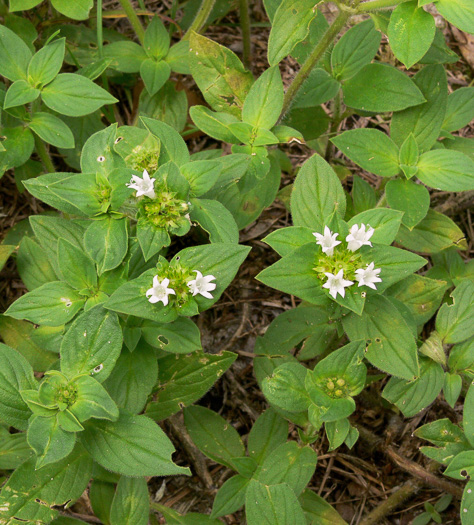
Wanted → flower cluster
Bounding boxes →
[127,169,191,233]
[313,224,381,299]
[146,270,216,305]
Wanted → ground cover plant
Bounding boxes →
[0,0,473,523]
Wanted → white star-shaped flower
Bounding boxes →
[126,169,156,198]
[313,226,341,256]
[187,270,216,299]
[346,223,375,252]
[146,276,175,305]
[355,262,382,290]
[322,269,354,299]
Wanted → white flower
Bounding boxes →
[346,223,375,252]
[146,276,175,305]
[355,262,382,290]
[126,169,156,198]
[187,270,216,299]
[322,269,354,299]
[313,226,341,256]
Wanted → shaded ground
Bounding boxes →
[1,1,473,523]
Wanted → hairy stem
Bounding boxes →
[183,0,217,39]
[118,0,146,44]
[34,134,55,173]
[239,0,252,69]
[281,10,351,116]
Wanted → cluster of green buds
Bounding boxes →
[312,224,382,299]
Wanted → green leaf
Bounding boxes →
[144,15,170,59]
[189,32,254,117]
[348,208,404,245]
[399,133,419,172]
[57,238,97,291]
[415,418,471,464]
[383,357,444,417]
[0,343,36,430]
[387,1,435,68]
[181,160,222,197]
[184,406,245,469]
[27,415,76,468]
[81,410,189,476]
[433,0,474,34]
[396,209,467,253]
[145,351,236,421]
[292,68,341,109]
[262,362,311,413]
[212,475,249,518]
[104,41,147,73]
[248,409,288,464]
[9,0,43,10]
[103,342,158,414]
[189,198,239,243]
[50,0,93,20]
[416,149,474,191]
[0,23,32,81]
[141,317,201,354]
[300,489,348,524]
[84,217,128,274]
[391,65,448,152]
[436,281,474,344]
[331,19,381,81]
[361,244,427,292]
[29,112,75,149]
[388,274,448,325]
[141,117,190,166]
[331,129,400,177]
[343,294,419,380]
[352,175,376,215]
[386,178,430,230]
[27,38,65,87]
[343,63,425,112]
[60,306,122,383]
[41,73,118,117]
[291,154,346,231]
[0,244,15,272]
[0,431,33,470]
[443,451,474,480]
[110,477,149,525]
[255,442,317,496]
[0,316,58,372]
[263,226,316,258]
[0,126,35,176]
[256,243,329,306]
[69,375,119,423]
[5,281,85,327]
[464,384,474,447]
[136,220,170,262]
[17,236,58,291]
[0,445,92,523]
[190,105,240,143]
[245,480,306,525]
[326,419,351,451]
[268,0,317,66]
[3,79,40,109]
[444,372,462,408]
[462,482,474,524]
[242,66,284,129]
[140,58,171,96]
[442,87,474,132]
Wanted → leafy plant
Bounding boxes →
[0,0,473,523]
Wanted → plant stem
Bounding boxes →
[376,191,387,207]
[34,134,55,173]
[281,10,351,117]
[97,0,104,58]
[358,0,406,12]
[239,0,251,69]
[118,0,146,44]
[325,90,342,160]
[183,0,217,39]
